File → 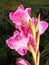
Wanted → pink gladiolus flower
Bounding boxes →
[38,21,48,34]
[6,5,48,56]
[32,17,48,34]
[6,31,29,56]
[16,58,30,65]
[6,29,36,55]
[6,5,36,55]
[6,5,36,54]
[9,5,31,28]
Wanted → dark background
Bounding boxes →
[0,0,49,65]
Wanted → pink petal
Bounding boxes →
[9,10,30,26]
[32,17,37,26]
[9,11,22,25]
[6,31,29,56]
[17,48,27,56]
[38,21,48,34]
[25,8,31,15]
[16,58,30,65]
[9,5,31,28]
[6,37,16,49]
[14,31,20,36]
[18,5,24,10]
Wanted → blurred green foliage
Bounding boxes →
[0,0,49,65]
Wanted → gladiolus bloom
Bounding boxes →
[6,28,36,55]
[9,5,31,29]
[6,31,29,56]
[16,58,30,65]
[32,17,48,35]
[6,5,48,56]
